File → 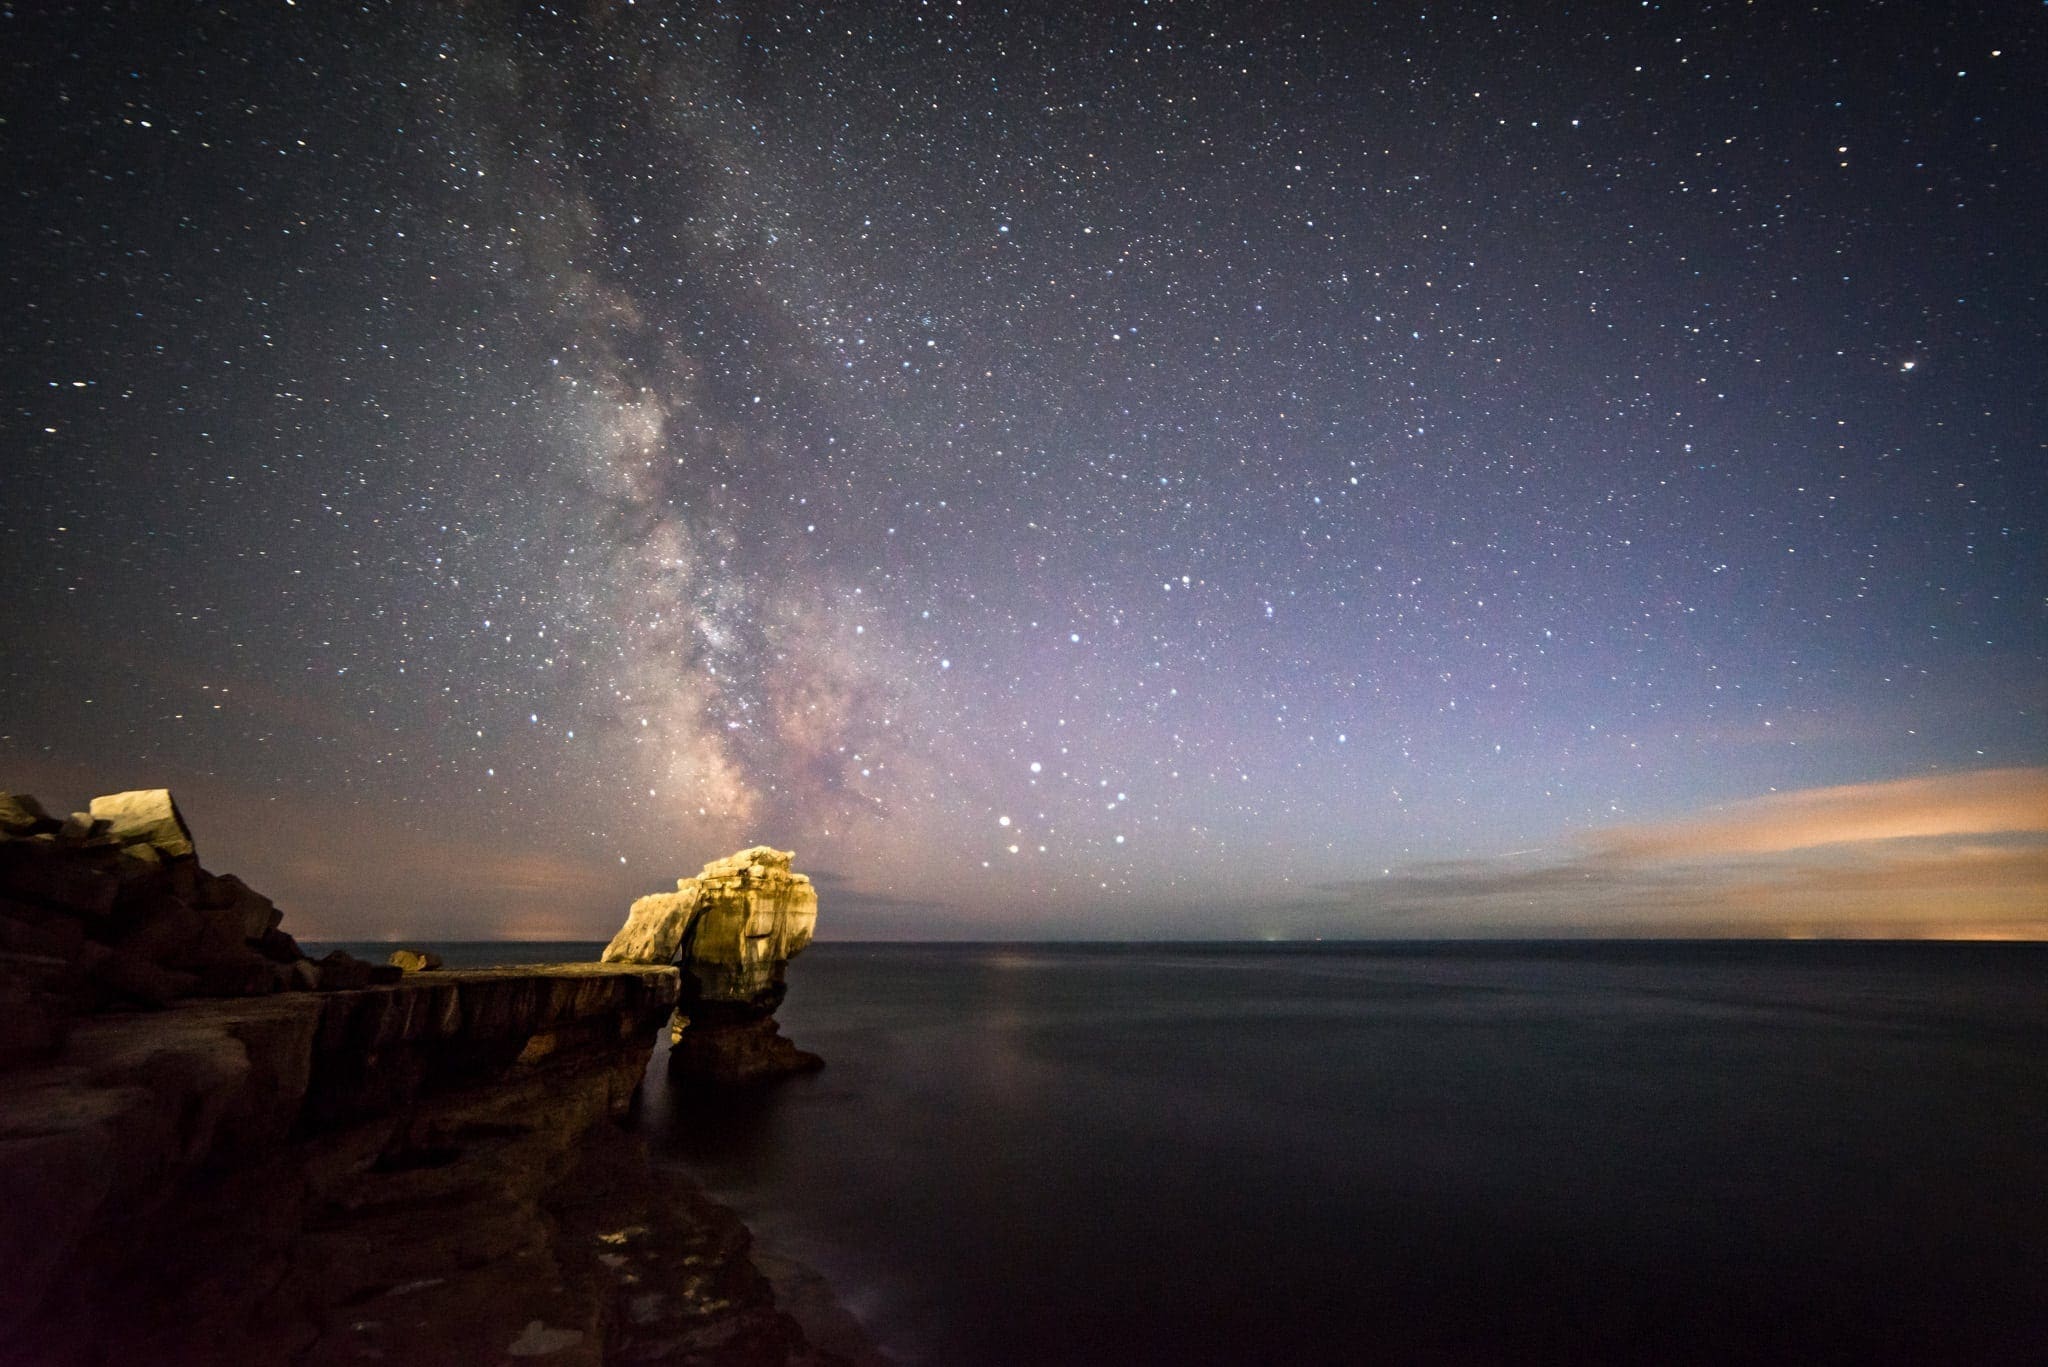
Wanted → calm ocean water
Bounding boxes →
[331,940,2048,1365]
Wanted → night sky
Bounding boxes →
[5,1,2043,940]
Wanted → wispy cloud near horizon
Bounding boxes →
[1586,768,2048,863]
[1303,768,2048,939]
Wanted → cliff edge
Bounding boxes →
[0,792,853,1366]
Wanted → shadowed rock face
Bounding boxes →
[601,847,822,1083]
[0,787,415,1071]
[0,964,707,1365]
[0,798,854,1365]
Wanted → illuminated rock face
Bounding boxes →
[601,846,821,1082]
[602,887,704,967]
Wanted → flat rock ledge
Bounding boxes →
[0,964,849,1366]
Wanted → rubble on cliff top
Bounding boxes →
[0,786,399,1069]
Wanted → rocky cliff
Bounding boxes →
[602,847,822,1084]
[0,793,854,1366]
[1,788,421,1069]
[0,964,703,1364]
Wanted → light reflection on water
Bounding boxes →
[643,941,2048,1367]
[332,940,2048,1365]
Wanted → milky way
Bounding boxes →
[4,3,2042,937]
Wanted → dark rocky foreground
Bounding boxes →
[0,787,422,1061]
[0,963,857,1365]
[0,790,860,1364]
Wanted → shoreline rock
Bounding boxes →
[0,789,863,1364]
[0,963,858,1364]
[604,847,823,1084]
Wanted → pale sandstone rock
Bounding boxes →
[0,794,57,838]
[682,846,818,1007]
[57,812,109,846]
[602,846,815,1003]
[602,847,820,1083]
[87,789,196,861]
[600,887,702,966]
[388,947,443,972]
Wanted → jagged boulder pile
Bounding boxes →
[0,787,399,1067]
[603,845,823,1083]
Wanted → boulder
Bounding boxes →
[119,897,209,965]
[0,794,59,838]
[315,951,374,992]
[188,948,284,998]
[255,927,304,964]
[182,904,260,967]
[87,789,196,861]
[56,813,110,847]
[0,983,68,1067]
[0,791,305,1013]
[0,842,120,919]
[0,912,86,963]
[197,873,281,940]
[314,950,401,991]
[94,952,199,1008]
[388,948,443,972]
[111,843,167,899]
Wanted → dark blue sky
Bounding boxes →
[4,1,2042,939]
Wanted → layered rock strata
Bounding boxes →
[0,964,709,1363]
[0,963,850,1365]
[603,847,823,1084]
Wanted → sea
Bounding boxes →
[315,940,2048,1366]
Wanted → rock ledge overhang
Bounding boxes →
[0,962,679,1355]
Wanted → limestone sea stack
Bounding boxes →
[602,846,824,1083]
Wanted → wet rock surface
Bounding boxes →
[603,848,821,1084]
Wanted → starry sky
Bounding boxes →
[4,1,2043,940]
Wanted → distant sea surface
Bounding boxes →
[325,940,2048,1365]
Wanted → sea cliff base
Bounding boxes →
[0,963,858,1366]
